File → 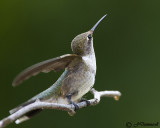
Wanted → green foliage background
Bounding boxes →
[0,0,160,128]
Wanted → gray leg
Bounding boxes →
[66,94,79,111]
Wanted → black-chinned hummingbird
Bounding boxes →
[10,14,107,124]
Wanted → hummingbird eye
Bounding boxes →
[87,34,92,40]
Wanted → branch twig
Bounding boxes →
[0,88,121,128]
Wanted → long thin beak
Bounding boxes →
[90,14,107,32]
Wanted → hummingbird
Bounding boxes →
[9,14,107,124]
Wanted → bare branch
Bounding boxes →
[0,88,121,128]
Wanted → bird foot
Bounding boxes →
[80,98,90,106]
[72,102,79,111]
[66,94,79,111]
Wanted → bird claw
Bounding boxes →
[80,98,90,106]
[66,94,79,111]
[72,102,79,111]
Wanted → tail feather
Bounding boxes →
[9,99,42,124]
[9,99,36,114]
[15,109,42,124]
[15,116,29,124]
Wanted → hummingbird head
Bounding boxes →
[71,14,107,56]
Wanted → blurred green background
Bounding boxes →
[0,0,160,128]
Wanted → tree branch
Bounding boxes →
[0,88,121,128]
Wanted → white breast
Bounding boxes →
[82,54,96,74]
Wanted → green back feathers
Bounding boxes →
[33,70,68,100]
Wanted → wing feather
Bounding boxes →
[12,54,80,86]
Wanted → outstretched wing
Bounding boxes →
[12,54,80,86]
